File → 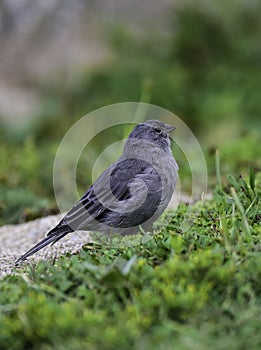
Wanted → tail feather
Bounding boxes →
[15,224,73,266]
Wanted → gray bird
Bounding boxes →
[15,119,178,265]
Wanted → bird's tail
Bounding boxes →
[15,224,72,266]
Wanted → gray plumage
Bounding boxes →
[15,119,178,265]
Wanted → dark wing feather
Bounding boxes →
[62,157,157,230]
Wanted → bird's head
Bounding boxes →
[143,119,176,135]
[126,119,176,153]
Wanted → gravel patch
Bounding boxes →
[0,214,90,278]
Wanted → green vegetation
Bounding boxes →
[0,1,260,348]
[0,171,260,349]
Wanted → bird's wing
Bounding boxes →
[62,158,162,231]
[103,168,163,228]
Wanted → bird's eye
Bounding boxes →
[154,128,161,133]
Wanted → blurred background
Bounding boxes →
[0,0,260,225]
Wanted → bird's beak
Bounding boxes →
[166,124,176,133]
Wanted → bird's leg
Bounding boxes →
[108,228,113,245]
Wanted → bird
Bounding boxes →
[15,119,178,265]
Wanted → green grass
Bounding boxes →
[0,170,260,350]
[0,1,260,347]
